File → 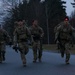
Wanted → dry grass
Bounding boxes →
[43,44,75,54]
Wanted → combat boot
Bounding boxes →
[0,61,2,63]
[0,57,2,63]
[33,56,37,63]
[22,60,26,67]
[0,60,2,63]
[2,55,5,61]
[23,62,26,67]
[65,60,69,65]
[33,58,37,63]
[65,54,70,64]
[33,59,37,63]
[38,56,42,62]
[61,51,64,58]
[38,58,41,62]
[2,51,5,61]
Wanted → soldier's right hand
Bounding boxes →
[15,49,18,53]
[9,41,12,47]
[12,46,16,49]
[12,46,18,53]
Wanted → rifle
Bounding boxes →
[12,45,29,55]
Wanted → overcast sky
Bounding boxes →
[0,0,74,16]
[63,0,74,16]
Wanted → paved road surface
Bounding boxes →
[0,46,75,75]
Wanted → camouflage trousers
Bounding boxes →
[32,40,42,61]
[0,42,6,62]
[18,42,29,65]
[59,40,71,62]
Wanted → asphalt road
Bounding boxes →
[0,46,75,75]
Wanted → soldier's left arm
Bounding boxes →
[3,29,12,45]
[54,25,61,43]
[26,27,31,37]
[3,30,11,41]
[39,27,44,38]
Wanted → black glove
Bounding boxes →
[9,42,12,47]
[12,46,18,53]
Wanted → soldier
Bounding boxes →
[30,20,44,63]
[0,25,11,63]
[13,19,30,66]
[54,16,74,64]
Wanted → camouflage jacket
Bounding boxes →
[29,26,44,41]
[54,21,74,41]
[13,26,30,44]
[0,29,10,43]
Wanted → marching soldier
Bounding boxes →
[13,19,30,66]
[30,20,44,63]
[54,16,75,64]
[0,25,11,63]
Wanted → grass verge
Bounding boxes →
[43,44,75,54]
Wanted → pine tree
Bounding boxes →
[44,0,66,43]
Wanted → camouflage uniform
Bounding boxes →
[54,21,74,64]
[13,21,30,66]
[30,20,44,62]
[0,26,11,63]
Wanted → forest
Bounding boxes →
[3,0,75,44]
